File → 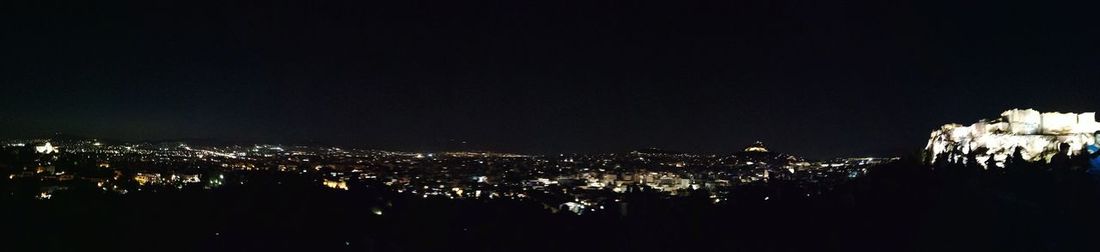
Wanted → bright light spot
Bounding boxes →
[927,109,1100,166]
[35,142,58,154]
[322,179,349,190]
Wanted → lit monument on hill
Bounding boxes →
[925,109,1100,168]
[34,142,58,154]
[743,141,769,153]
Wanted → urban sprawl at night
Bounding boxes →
[3,136,894,215]
[7,0,1100,250]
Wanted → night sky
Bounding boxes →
[3,0,1099,158]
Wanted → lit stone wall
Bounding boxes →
[926,109,1099,168]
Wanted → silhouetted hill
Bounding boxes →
[2,158,1098,251]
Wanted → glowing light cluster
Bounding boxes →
[743,141,769,152]
[322,179,349,190]
[926,109,1100,168]
[35,142,58,154]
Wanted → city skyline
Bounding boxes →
[4,133,884,160]
[1,130,893,208]
[5,1,1100,250]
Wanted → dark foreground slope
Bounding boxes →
[2,160,1099,252]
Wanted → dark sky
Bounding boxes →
[3,0,1099,158]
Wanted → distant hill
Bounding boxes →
[631,148,688,156]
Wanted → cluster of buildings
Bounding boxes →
[1,138,894,214]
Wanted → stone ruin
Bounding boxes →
[925,109,1100,168]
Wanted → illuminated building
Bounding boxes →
[134,173,160,186]
[323,179,349,190]
[925,109,1100,167]
[35,142,59,154]
[743,141,769,152]
[732,141,798,165]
